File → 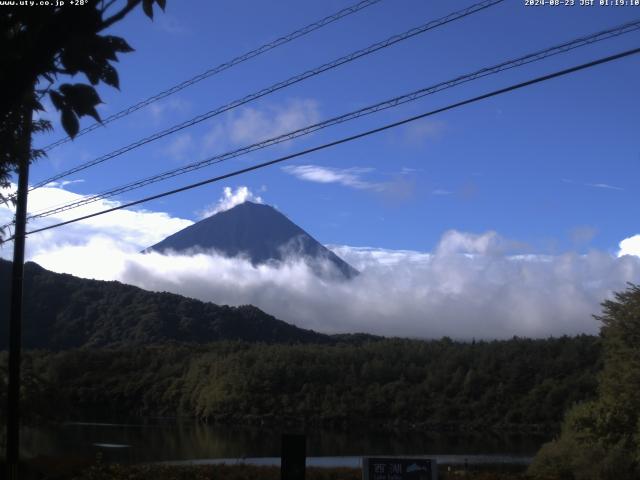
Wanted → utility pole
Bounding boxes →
[6,95,33,480]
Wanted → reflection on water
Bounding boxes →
[21,421,551,465]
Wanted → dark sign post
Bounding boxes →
[363,457,437,480]
[281,434,306,480]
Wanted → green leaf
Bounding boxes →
[103,35,134,54]
[84,106,101,123]
[59,84,102,122]
[83,65,101,85]
[142,0,154,19]
[60,40,88,75]
[101,64,119,89]
[155,0,166,10]
[49,90,66,111]
[94,36,118,61]
[32,119,53,134]
[61,108,79,138]
[60,83,101,105]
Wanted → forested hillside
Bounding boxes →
[530,284,640,479]
[0,259,604,434]
[0,260,328,349]
[0,336,601,432]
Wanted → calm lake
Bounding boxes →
[21,421,551,466]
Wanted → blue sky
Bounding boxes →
[25,0,639,254]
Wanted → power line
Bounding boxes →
[21,18,640,221]
[3,46,637,244]
[27,0,504,192]
[40,0,385,152]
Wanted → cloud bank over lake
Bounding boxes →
[2,184,640,339]
[116,235,640,339]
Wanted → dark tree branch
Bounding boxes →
[101,0,119,14]
[100,0,142,31]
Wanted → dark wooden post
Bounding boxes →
[281,434,306,480]
[6,95,33,480]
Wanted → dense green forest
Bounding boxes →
[529,284,640,479]
[0,260,329,349]
[0,335,600,432]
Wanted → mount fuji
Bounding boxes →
[144,202,358,279]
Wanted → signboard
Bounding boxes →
[363,457,437,480]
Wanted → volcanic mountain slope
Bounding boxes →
[144,201,359,279]
[0,259,330,350]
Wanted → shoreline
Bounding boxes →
[3,459,532,480]
[159,454,534,468]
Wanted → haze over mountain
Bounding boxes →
[144,201,358,279]
[0,259,331,350]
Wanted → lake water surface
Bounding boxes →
[21,421,551,466]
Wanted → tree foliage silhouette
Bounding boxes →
[530,283,640,480]
[0,0,166,210]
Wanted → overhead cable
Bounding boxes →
[22,19,640,221]
[28,0,504,192]
[3,46,636,243]
[41,0,386,151]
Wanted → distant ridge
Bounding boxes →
[145,201,359,279]
[0,259,330,350]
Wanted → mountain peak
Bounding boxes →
[145,202,358,279]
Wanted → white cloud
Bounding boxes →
[155,13,188,35]
[102,234,640,339]
[283,165,415,201]
[403,119,445,144]
[0,183,193,270]
[328,245,432,267]
[165,133,193,162]
[28,235,138,281]
[585,183,624,191]
[197,186,263,219]
[229,99,320,144]
[148,98,190,123]
[618,234,640,257]
[570,226,597,245]
[44,179,85,189]
[562,179,624,191]
[203,99,320,152]
[2,184,640,339]
[434,230,507,256]
[585,183,623,191]
[283,164,386,192]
